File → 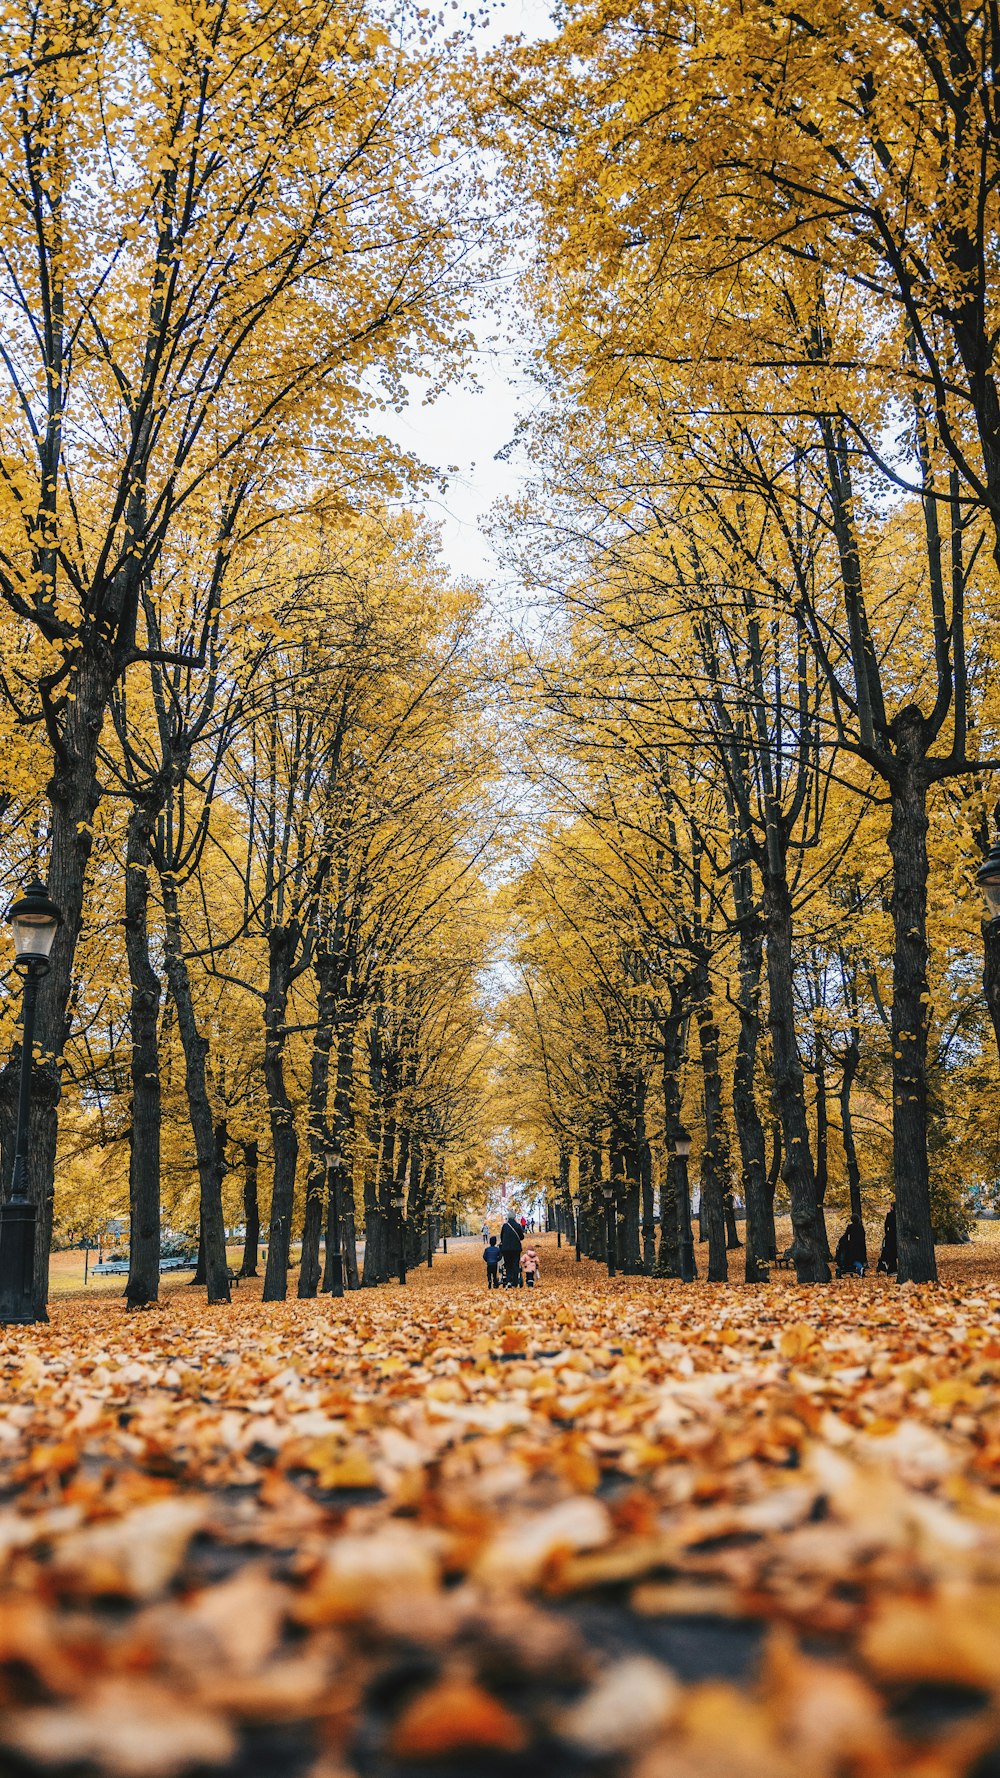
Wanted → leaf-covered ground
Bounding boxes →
[2,1235,1000,1778]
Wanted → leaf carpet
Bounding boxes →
[1,1237,1000,1777]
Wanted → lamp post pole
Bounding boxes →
[573,1196,581,1263]
[427,1212,434,1269]
[0,880,62,1325]
[603,1186,616,1279]
[671,1128,697,1284]
[325,1150,344,1298]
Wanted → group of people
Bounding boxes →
[483,1212,540,1289]
[834,1204,897,1278]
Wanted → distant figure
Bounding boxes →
[483,1235,501,1289]
[522,1246,540,1287]
[835,1214,867,1277]
[520,1215,527,1234]
[481,1221,490,1242]
[500,1212,524,1287]
[877,1203,898,1275]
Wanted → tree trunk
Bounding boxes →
[124,804,162,1308]
[762,865,829,1281]
[982,917,1000,1072]
[636,1071,655,1272]
[297,951,338,1299]
[323,1022,356,1291]
[692,954,729,1282]
[262,925,299,1302]
[813,1049,831,1257]
[658,1008,687,1277]
[0,649,117,1316]
[839,1040,863,1223]
[160,878,230,1303]
[240,1140,260,1276]
[886,738,938,1282]
[732,914,770,1277]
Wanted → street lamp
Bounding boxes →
[324,1149,344,1298]
[572,1195,581,1263]
[391,1193,407,1285]
[1,880,62,1324]
[427,1210,434,1269]
[602,1183,616,1279]
[978,842,1000,920]
[669,1126,697,1284]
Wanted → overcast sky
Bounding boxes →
[379,0,554,597]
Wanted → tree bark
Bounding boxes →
[636,1071,655,1272]
[762,865,829,1281]
[297,951,338,1299]
[323,1021,356,1290]
[262,925,300,1302]
[124,804,162,1308]
[886,732,938,1282]
[160,878,230,1303]
[692,954,729,1282]
[731,913,770,1277]
[839,1040,863,1224]
[240,1140,260,1276]
[813,1048,831,1257]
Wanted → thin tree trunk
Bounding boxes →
[262,926,299,1302]
[240,1140,260,1276]
[813,1049,831,1257]
[636,1071,655,1272]
[160,879,230,1304]
[658,1007,686,1277]
[839,1041,863,1223]
[692,954,729,1283]
[323,1021,356,1291]
[732,911,770,1277]
[887,741,938,1282]
[762,866,829,1282]
[298,951,338,1299]
[124,804,162,1308]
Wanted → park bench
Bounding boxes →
[772,1247,796,1270]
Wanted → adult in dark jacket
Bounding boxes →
[835,1214,867,1276]
[877,1204,897,1274]
[499,1214,523,1286]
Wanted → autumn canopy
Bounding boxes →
[2,0,1000,1772]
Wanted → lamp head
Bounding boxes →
[8,879,62,974]
[979,842,1000,921]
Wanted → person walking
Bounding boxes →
[522,1245,540,1287]
[877,1203,897,1274]
[835,1214,867,1277]
[483,1236,501,1289]
[500,1211,524,1287]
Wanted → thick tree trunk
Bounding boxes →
[692,955,729,1283]
[762,866,828,1281]
[0,649,116,1316]
[160,879,230,1303]
[262,926,299,1302]
[887,743,938,1282]
[240,1140,260,1276]
[124,804,162,1308]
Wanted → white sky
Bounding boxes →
[379,0,554,596]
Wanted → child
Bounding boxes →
[522,1245,540,1287]
[483,1235,502,1289]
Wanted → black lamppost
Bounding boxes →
[427,1211,434,1269]
[572,1195,581,1262]
[670,1126,697,1283]
[556,1200,562,1247]
[603,1183,616,1278]
[325,1148,344,1298]
[1,880,62,1325]
[392,1192,407,1284]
